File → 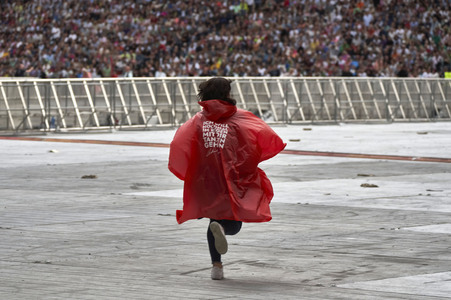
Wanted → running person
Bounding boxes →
[168,77,286,280]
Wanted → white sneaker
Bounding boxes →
[210,222,228,255]
[211,265,224,280]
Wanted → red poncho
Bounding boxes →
[168,99,286,224]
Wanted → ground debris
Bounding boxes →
[33,260,52,264]
[158,213,173,217]
[81,175,97,179]
[357,173,375,177]
[130,183,152,189]
[361,183,379,188]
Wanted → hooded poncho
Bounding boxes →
[168,99,286,224]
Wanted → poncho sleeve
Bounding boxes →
[168,118,196,180]
[257,122,286,162]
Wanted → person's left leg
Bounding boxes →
[207,219,242,279]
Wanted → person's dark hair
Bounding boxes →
[197,77,237,105]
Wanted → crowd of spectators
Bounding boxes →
[1,0,450,79]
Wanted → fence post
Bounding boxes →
[26,83,31,129]
[45,82,50,131]
[283,80,289,123]
[385,81,390,122]
[171,80,176,127]
[430,80,436,118]
[111,81,116,129]
[334,81,339,123]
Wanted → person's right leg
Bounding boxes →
[208,219,242,261]
[220,219,243,235]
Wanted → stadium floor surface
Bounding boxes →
[1,122,451,299]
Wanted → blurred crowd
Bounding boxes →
[1,0,450,78]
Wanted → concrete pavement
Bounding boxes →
[1,122,451,299]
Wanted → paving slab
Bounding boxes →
[1,122,451,299]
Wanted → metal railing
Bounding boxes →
[1,77,450,132]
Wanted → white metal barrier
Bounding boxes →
[0,77,450,132]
